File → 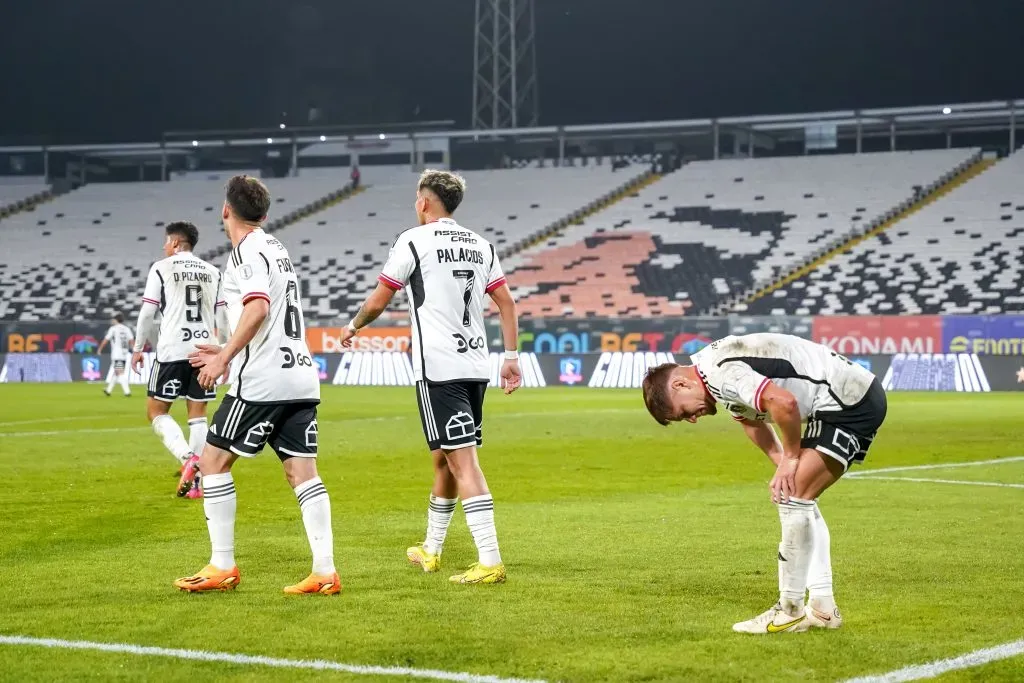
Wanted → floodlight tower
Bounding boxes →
[472,0,539,129]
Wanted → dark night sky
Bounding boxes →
[0,0,1020,143]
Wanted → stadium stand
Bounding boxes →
[0,177,52,218]
[501,149,982,318]
[280,166,650,318]
[0,175,353,320]
[744,149,1024,315]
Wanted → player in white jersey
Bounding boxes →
[130,222,225,499]
[641,333,887,634]
[174,175,339,595]
[98,313,134,397]
[339,169,521,586]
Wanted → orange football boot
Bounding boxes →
[174,565,240,592]
[283,572,342,595]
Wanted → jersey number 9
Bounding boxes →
[185,284,203,322]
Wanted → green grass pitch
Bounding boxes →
[0,385,1022,682]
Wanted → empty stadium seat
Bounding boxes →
[502,149,980,318]
[743,149,1024,315]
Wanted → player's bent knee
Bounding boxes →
[146,398,171,422]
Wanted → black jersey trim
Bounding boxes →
[408,242,428,380]
[155,270,166,313]
[259,252,270,272]
[235,345,251,399]
[488,243,496,272]
[716,356,851,409]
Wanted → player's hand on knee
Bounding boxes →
[770,456,799,504]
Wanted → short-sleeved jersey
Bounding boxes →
[104,324,134,360]
[220,228,319,404]
[690,333,877,423]
[378,217,505,383]
[139,252,223,363]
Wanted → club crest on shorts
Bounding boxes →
[243,421,274,448]
[305,420,318,448]
[445,412,475,442]
[162,379,182,396]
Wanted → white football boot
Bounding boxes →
[732,602,810,634]
[806,600,843,629]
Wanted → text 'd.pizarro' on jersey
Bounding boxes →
[378,218,505,383]
[220,229,320,404]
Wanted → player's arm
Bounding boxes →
[737,417,783,466]
[191,296,268,389]
[488,282,521,394]
[214,276,230,344]
[342,237,411,345]
[758,382,803,503]
[348,282,397,332]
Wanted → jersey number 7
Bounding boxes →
[452,270,474,327]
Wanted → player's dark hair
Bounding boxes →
[418,169,465,214]
[225,175,270,223]
[166,221,199,249]
[642,363,680,426]
[113,313,124,323]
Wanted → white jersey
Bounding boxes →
[104,324,134,360]
[221,228,319,404]
[139,252,223,363]
[379,217,505,383]
[690,333,876,422]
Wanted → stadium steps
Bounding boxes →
[733,152,996,313]
[198,184,366,263]
[0,185,65,222]
[499,169,660,259]
[91,183,365,318]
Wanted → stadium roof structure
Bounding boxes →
[0,100,1020,179]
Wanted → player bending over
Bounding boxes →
[176,175,339,595]
[641,333,887,634]
[98,313,133,397]
[339,169,521,585]
[131,222,226,499]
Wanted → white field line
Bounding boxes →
[843,637,1024,683]
[850,476,1024,490]
[0,415,110,428]
[0,408,636,439]
[847,456,1024,478]
[0,635,547,683]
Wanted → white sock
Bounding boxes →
[294,476,335,575]
[120,370,131,395]
[424,495,457,555]
[807,502,836,610]
[105,369,116,393]
[203,473,236,570]
[777,497,816,614]
[152,414,193,464]
[188,418,208,459]
[463,493,501,566]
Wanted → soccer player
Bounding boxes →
[641,333,887,634]
[175,175,338,595]
[131,222,225,499]
[98,313,133,397]
[339,169,521,585]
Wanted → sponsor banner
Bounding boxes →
[586,352,678,388]
[0,353,73,382]
[2,321,109,354]
[502,318,729,354]
[942,315,1024,355]
[307,326,411,354]
[881,353,991,392]
[729,315,813,338]
[330,352,547,389]
[813,316,942,355]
